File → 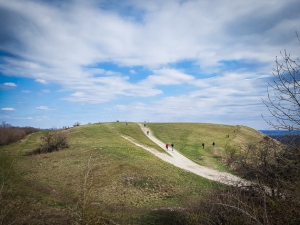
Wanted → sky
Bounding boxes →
[0,0,300,130]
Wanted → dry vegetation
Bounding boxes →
[26,130,69,155]
[0,122,39,146]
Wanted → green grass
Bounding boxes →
[105,122,167,153]
[0,122,261,224]
[146,123,262,171]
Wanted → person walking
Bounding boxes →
[202,142,205,149]
[171,143,174,151]
[212,142,215,147]
[166,143,169,150]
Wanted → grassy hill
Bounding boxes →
[146,123,263,171]
[0,122,263,224]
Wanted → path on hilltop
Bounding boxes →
[121,123,249,186]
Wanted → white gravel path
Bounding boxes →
[121,123,250,186]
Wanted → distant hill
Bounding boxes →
[260,130,300,144]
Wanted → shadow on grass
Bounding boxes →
[137,208,187,225]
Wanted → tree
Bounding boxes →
[0,121,12,128]
[263,35,300,131]
[198,36,300,225]
[73,122,81,127]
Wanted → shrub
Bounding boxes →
[28,130,69,155]
[73,122,80,127]
[0,126,39,146]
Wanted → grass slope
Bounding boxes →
[0,122,262,224]
[146,123,263,171]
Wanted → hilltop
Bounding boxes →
[145,122,264,170]
[0,122,264,224]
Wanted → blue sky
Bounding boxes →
[0,0,300,129]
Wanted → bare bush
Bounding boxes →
[73,122,81,127]
[27,130,69,155]
[0,124,39,146]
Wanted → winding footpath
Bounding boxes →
[121,123,250,187]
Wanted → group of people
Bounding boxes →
[166,142,215,151]
[165,143,174,151]
[166,142,216,151]
[142,123,218,152]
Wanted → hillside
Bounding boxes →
[0,122,263,224]
[146,123,263,171]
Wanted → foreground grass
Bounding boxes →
[1,123,221,224]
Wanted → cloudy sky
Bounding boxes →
[0,0,299,130]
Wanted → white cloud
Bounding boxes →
[35,79,48,84]
[0,0,299,129]
[141,68,195,86]
[3,82,17,87]
[1,108,14,111]
[36,106,50,110]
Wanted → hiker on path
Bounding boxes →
[202,142,205,149]
[171,143,174,151]
[147,130,149,135]
[166,143,169,150]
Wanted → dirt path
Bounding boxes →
[122,123,250,186]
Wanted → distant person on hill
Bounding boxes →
[166,143,169,150]
[212,142,215,147]
[202,143,205,149]
[147,130,149,135]
[171,143,174,151]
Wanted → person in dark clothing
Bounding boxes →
[202,143,205,149]
[212,142,215,147]
[171,143,174,151]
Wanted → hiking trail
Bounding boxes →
[121,123,250,186]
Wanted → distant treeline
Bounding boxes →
[0,122,40,146]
